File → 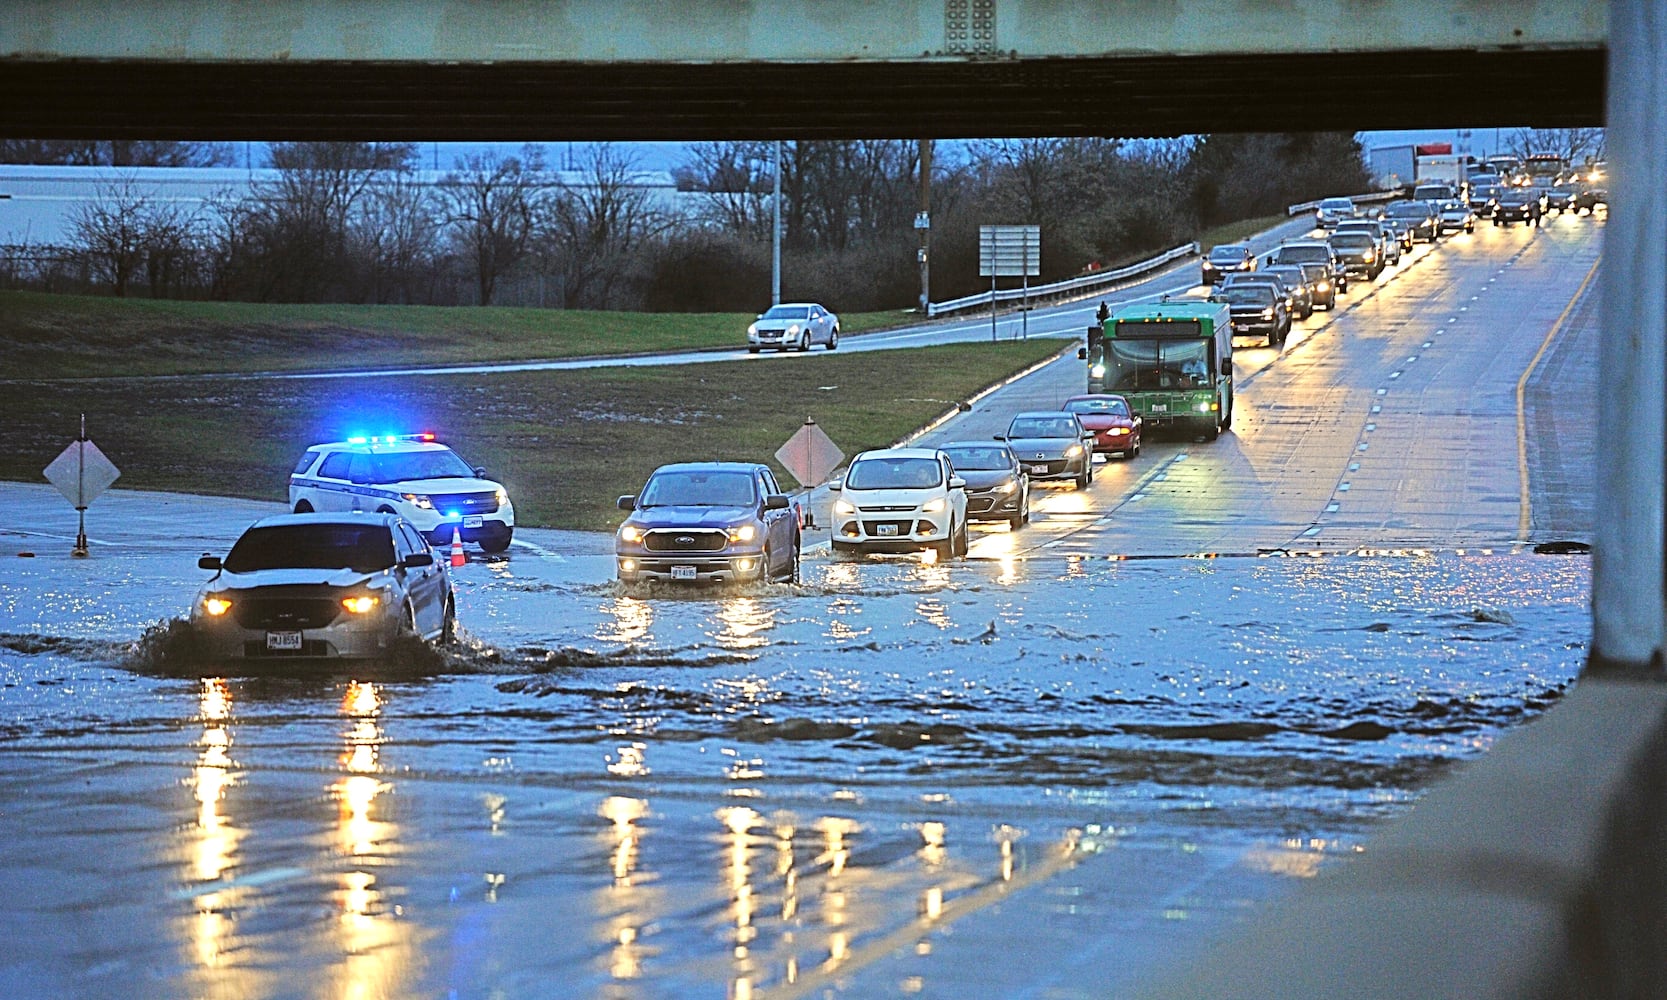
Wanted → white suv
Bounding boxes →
[288,435,515,552]
[831,447,968,559]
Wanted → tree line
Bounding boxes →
[3,134,1372,312]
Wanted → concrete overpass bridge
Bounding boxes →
[7,2,1667,996]
[2,0,1603,140]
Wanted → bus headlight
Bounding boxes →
[1090,363,1107,379]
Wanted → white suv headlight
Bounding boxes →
[834,498,856,515]
[921,497,946,513]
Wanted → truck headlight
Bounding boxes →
[728,524,757,543]
[619,525,644,543]
[1261,308,1275,320]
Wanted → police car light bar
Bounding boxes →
[345,433,438,444]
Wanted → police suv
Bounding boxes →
[288,435,515,552]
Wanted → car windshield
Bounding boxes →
[639,470,758,507]
[1384,203,1430,218]
[223,524,396,574]
[1320,199,1354,210]
[761,305,810,319]
[1222,286,1275,305]
[1065,398,1131,417]
[1277,246,1329,264]
[1007,416,1081,439]
[1208,246,1246,262]
[845,457,943,490]
[1330,234,1373,249]
[1266,267,1306,285]
[942,447,1011,472]
[369,449,476,483]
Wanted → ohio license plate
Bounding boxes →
[1150,404,1168,412]
[671,566,697,580]
[266,631,303,651]
[464,515,483,528]
[876,523,899,536]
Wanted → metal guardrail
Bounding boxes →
[1286,190,1403,217]
[926,241,1199,318]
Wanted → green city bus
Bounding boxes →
[1082,300,1233,440]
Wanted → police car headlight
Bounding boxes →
[619,525,645,544]
[402,493,434,510]
[495,488,508,506]
[728,524,757,543]
[202,595,232,617]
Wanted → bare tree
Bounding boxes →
[1507,128,1606,166]
[68,175,201,297]
[684,140,775,240]
[0,139,233,166]
[354,172,445,304]
[439,145,545,306]
[541,143,671,309]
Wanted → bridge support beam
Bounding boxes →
[1590,0,1666,677]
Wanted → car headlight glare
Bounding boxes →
[996,479,1018,495]
[833,499,856,515]
[1261,308,1275,320]
[341,596,380,614]
[402,493,434,509]
[728,524,757,543]
[921,497,946,513]
[203,596,232,616]
[1090,363,1107,378]
[1065,444,1084,458]
[786,324,802,336]
[619,525,644,543]
[495,489,509,506]
[1110,427,1128,436]
[747,324,758,335]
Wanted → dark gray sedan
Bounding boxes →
[998,412,1094,490]
[940,441,1030,528]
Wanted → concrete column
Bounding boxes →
[1590,0,1667,675]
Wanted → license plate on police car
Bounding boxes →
[671,566,697,580]
[266,631,302,651]
[464,515,483,528]
[876,524,898,536]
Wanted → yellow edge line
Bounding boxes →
[764,839,1084,1000]
[1515,257,1600,552]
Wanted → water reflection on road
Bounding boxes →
[0,551,1587,997]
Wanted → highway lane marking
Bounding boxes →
[1515,256,1601,552]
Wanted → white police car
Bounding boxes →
[288,435,515,552]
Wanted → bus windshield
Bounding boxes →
[1106,338,1212,391]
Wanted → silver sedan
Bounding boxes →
[747,302,840,352]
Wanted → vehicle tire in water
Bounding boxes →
[441,599,456,645]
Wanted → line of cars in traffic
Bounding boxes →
[615,393,1145,577]
[1201,176,1601,348]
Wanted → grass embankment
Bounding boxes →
[0,341,1064,531]
[1196,213,1293,251]
[0,290,909,379]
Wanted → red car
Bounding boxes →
[1063,394,1143,458]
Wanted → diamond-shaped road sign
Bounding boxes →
[44,438,120,509]
[774,419,844,489]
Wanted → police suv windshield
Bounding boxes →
[370,450,476,483]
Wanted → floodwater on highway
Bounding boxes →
[0,544,1587,998]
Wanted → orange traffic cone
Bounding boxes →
[450,527,466,568]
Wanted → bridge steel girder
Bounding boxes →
[1,0,1605,140]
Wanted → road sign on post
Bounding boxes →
[775,418,844,490]
[979,224,1041,341]
[42,414,120,557]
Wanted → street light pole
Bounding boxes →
[772,140,783,306]
[918,139,932,315]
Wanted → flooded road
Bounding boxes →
[0,216,1603,997]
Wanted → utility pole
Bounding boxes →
[917,139,933,315]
